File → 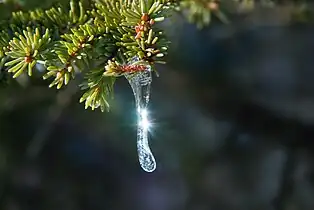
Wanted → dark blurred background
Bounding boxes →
[1,1,314,210]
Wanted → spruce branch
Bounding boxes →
[80,67,115,112]
[0,0,250,112]
[42,23,114,89]
[179,0,231,28]
[5,27,51,78]
[0,30,10,59]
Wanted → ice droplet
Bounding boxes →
[125,59,156,172]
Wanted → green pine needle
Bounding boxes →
[0,0,234,111]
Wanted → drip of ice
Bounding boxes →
[125,60,156,172]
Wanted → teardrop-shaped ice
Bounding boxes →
[125,61,156,172]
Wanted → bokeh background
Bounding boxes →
[1,1,314,210]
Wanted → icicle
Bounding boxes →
[125,58,156,172]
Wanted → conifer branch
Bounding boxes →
[0,0,279,111]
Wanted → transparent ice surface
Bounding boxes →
[125,60,156,172]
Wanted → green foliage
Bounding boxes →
[5,27,50,78]
[80,67,115,112]
[9,0,89,36]
[42,24,112,89]
[0,0,283,111]
[178,0,231,28]
[0,0,177,112]
[180,0,216,28]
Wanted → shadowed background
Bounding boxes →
[1,1,314,210]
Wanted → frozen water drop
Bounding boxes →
[125,59,156,172]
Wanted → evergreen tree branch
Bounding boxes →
[0,0,280,112]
